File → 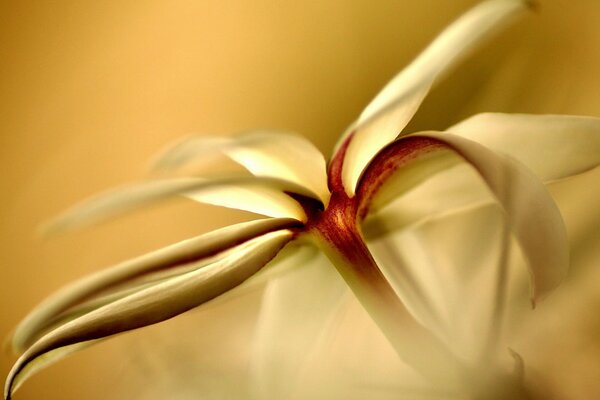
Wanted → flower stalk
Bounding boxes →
[302,139,466,386]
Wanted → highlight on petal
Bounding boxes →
[448,113,600,181]
[42,176,311,235]
[12,218,301,352]
[184,180,307,222]
[341,0,532,196]
[153,130,330,205]
[357,132,569,305]
[5,230,294,399]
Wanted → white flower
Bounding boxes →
[5,0,600,399]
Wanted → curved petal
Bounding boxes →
[43,176,309,235]
[153,130,330,205]
[341,0,531,195]
[357,133,568,305]
[250,245,349,399]
[12,218,300,352]
[448,113,600,181]
[184,180,307,221]
[5,230,293,399]
[362,163,494,238]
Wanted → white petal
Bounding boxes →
[341,0,531,195]
[5,230,293,399]
[413,132,568,304]
[250,245,348,399]
[154,131,330,205]
[448,113,600,181]
[12,218,299,352]
[43,176,309,235]
[185,179,307,221]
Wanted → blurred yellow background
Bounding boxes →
[1,1,599,399]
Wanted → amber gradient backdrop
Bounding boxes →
[1,1,599,399]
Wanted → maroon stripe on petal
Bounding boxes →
[356,136,445,219]
[327,132,354,194]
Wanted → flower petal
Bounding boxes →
[184,179,307,221]
[43,176,309,235]
[357,133,568,305]
[153,131,330,205]
[4,230,293,399]
[362,113,600,234]
[448,113,600,181]
[341,0,531,195]
[12,218,300,352]
[250,245,348,399]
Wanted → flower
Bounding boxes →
[4,0,600,399]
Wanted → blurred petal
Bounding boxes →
[358,133,568,305]
[250,245,348,399]
[43,176,309,235]
[154,130,330,205]
[367,203,525,363]
[12,218,300,351]
[152,135,232,170]
[448,113,600,181]
[341,0,531,195]
[547,167,600,261]
[5,230,293,399]
[284,295,443,400]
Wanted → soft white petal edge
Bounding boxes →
[342,0,531,195]
[12,218,299,352]
[448,113,600,181]
[5,230,293,400]
[42,176,309,235]
[153,131,330,205]
[414,132,568,304]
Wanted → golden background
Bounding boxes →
[1,1,599,399]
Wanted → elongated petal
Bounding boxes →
[43,176,309,235]
[448,113,600,181]
[250,246,348,399]
[154,131,330,205]
[12,218,300,352]
[357,133,568,304]
[185,180,307,221]
[341,0,531,195]
[5,230,293,399]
